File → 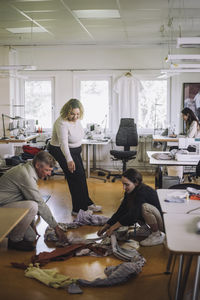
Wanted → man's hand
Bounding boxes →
[97,224,110,236]
[55,225,68,243]
[67,161,75,173]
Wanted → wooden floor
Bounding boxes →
[0,173,197,300]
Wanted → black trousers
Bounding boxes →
[49,144,93,212]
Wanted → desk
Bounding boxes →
[0,134,39,144]
[153,135,179,151]
[157,189,200,215]
[0,134,39,157]
[147,151,199,188]
[82,138,111,180]
[164,214,200,300]
[147,151,199,166]
[0,207,29,242]
[153,135,179,143]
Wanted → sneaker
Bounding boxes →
[136,224,152,237]
[140,231,165,247]
[71,211,78,216]
[8,239,35,251]
[128,224,151,239]
[88,204,102,212]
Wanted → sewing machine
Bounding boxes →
[176,138,200,161]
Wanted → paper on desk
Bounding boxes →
[164,197,185,203]
[164,190,187,203]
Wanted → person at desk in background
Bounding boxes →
[49,98,101,216]
[194,88,200,121]
[0,151,68,251]
[168,108,200,178]
[97,168,165,247]
[181,107,200,138]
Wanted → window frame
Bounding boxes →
[22,77,55,131]
[73,73,112,130]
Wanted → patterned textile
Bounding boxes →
[78,258,145,287]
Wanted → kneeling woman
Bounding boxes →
[97,168,165,246]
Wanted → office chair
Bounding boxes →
[107,118,138,182]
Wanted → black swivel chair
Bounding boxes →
[107,118,138,182]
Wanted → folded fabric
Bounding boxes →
[164,197,185,203]
[31,243,109,266]
[111,234,145,263]
[152,153,173,160]
[187,187,200,195]
[78,260,145,287]
[25,263,76,288]
[71,209,109,226]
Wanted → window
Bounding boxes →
[74,76,110,130]
[24,79,54,129]
[138,80,167,132]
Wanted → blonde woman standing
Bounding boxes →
[49,99,101,215]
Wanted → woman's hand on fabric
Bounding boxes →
[67,160,75,173]
[55,225,68,243]
[106,227,115,237]
[97,224,110,236]
[106,222,121,237]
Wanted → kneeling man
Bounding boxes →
[0,151,67,251]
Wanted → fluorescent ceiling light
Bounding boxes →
[73,10,120,19]
[6,27,47,33]
[0,65,37,70]
[177,37,200,48]
[166,54,200,62]
[161,69,200,73]
[170,63,200,69]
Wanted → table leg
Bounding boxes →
[155,166,162,189]
[175,254,184,300]
[165,252,174,274]
[192,255,200,300]
[93,144,96,170]
[179,255,193,300]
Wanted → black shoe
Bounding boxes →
[8,239,35,251]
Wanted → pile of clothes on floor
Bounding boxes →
[11,210,147,294]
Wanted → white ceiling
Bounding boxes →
[0,0,200,47]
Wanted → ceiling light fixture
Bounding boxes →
[0,65,37,70]
[161,69,200,73]
[177,37,200,48]
[166,54,200,62]
[170,63,200,69]
[6,27,47,34]
[72,10,120,19]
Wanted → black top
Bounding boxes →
[107,183,162,226]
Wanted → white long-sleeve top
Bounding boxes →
[186,120,200,138]
[50,116,84,162]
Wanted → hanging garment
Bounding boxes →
[113,75,144,129]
